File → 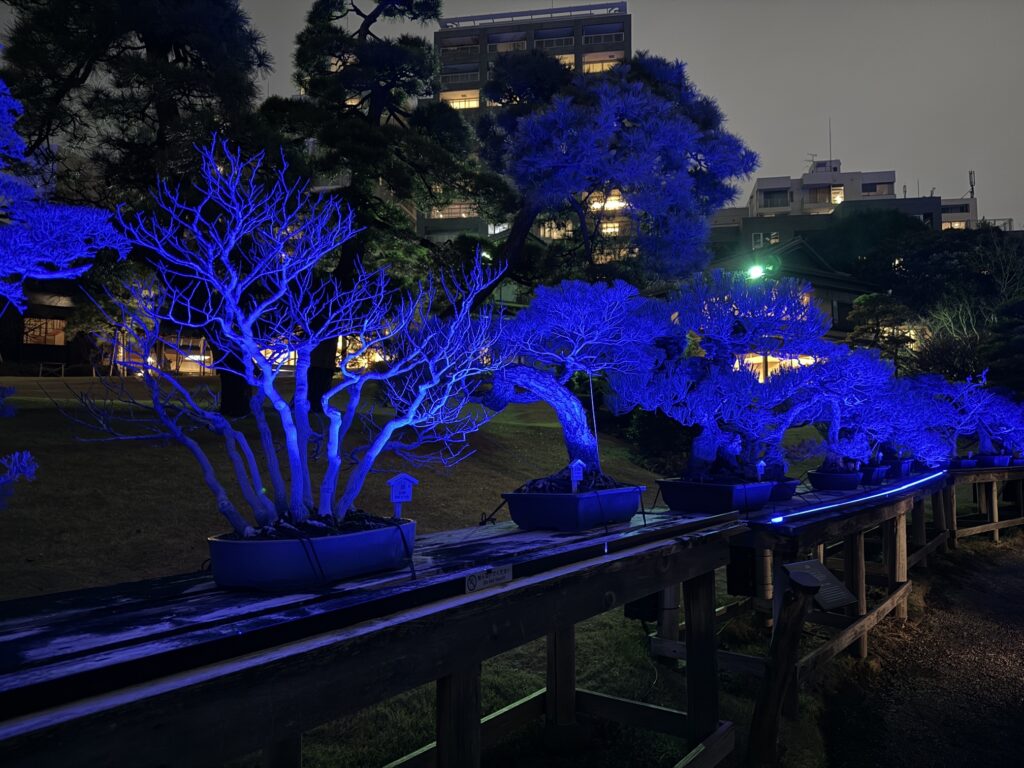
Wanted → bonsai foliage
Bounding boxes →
[616,271,829,476]
[103,140,503,536]
[479,280,662,474]
[0,77,126,313]
[927,371,1023,458]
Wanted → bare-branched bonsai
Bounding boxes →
[478,279,662,489]
[95,139,504,537]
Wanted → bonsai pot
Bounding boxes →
[951,457,978,469]
[886,459,914,480]
[770,478,801,502]
[976,454,1012,468]
[807,469,861,492]
[503,486,645,531]
[860,464,891,486]
[656,478,774,514]
[1012,457,1024,467]
[208,519,416,591]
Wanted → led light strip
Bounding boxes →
[769,471,947,524]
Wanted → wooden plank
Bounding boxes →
[0,526,740,768]
[893,513,908,620]
[806,611,855,629]
[953,516,1024,539]
[575,689,686,738]
[436,662,481,768]
[798,581,912,684]
[683,570,719,744]
[755,548,773,629]
[545,626,575,727]
[931,491,948,555]
[648,637,767,677]
[843,532,867,659]
[673,721,734,768]
[747,571,819,766]
[385,689,547,768]
[907,532,947,569]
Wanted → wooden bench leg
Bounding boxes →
[988,482,1000,543]
[262,736,301,768]
[437,662,482,768]
[894,513,908,619]
[656,584,681,643]
[945,486,958,549]
[546,625,576,728]
[931,491,948,554]
[683,569,719,745]
[756,548,774,629]
[844,532,867,658]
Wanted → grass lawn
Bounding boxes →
[0,377,829,767]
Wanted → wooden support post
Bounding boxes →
[262,736,301,768]
[911,499,927,568]
[945,486,958,549]
[683,570,719,746]
[815,543,826,563]
[843,532,867,658]
[893,513,908,619]
[1016,479,1024,518]
[756,548,774,628]
[931,491,948,554]
[545,626,576,728]
[747,571,820,768]
[436,662,482,768]
[987,482,1000,543]
[656,584,681,643]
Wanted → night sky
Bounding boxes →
[241,0,1023,227]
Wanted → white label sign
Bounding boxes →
[465,565,513,593]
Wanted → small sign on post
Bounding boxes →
[387,473,418,519]
[756,460,766,481]
[568,459,586,493]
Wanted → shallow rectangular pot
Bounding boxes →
[807,470,861,491]
[502,486,645,531]
[657,478,774,514]
[208,519,416,591]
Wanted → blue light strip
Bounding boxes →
[768,471,947,525]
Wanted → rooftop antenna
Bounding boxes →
[902,184,907,199]
[969,169,976,198]
[806,152,818,172]
[917,179,920,197]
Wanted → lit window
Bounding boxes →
[23,317,66,346]
[830,185,845,205]
[486,40,527,53]
[554,53,575,68]
[439,90,480,110]
[767,231,780,245]
[589,190,626,211]
[600,221,621,236]
[540,220,573,240]
[752,233,764,250]
[430,201,477,219]
[942,221,968,230]
[582,50,624,74]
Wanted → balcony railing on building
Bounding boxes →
[440,43,480,56]
[583,32,624,45]
[535,36,575,50]
[487,40,527,53]
[440,71,479,85]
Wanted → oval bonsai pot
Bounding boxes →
[770,478,801,502]
[886,459,914,480]
[976,454,1012,468]
[502,486,645,531]
[656,478,774,515]
[208,519,416,591]
[860,464,891,486]
[1013,457,1024,467]
[951,457,978,469]
[807,470,861,492]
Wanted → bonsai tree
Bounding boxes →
[807,346,897,471]
[930,371,1022,459]
[478,279,663,478]
[876,375,954,468]
[613,271,830,477]
[94,140,504,536]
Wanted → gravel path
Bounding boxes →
[823,536,1024,768]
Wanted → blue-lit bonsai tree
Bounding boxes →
[927,371,1023,460]
[614,271,829,478]
[805,346,897,471]
[478,280,662,481]
[0,76,125,504]
[876,375,953,468]
[99,140,503,536]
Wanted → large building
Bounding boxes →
[422,2,632,246]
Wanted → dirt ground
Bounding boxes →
[821,531,1024,768]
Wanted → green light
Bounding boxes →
[747,264,765,280]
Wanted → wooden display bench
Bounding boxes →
[946,466,1024,545]
[0,511,745,768]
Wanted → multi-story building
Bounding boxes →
[423,3,632,247]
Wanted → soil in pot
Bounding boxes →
[886,459,914,479]
[503,467,645,531]
[209,511,416,591]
